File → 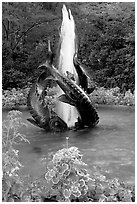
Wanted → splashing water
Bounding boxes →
[55,5,79,127]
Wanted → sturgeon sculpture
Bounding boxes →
[27,72,68,131]
[27,42,68,131]
[27,40,99,131]
[38,60,99,129]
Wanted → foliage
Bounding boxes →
[2,110,29,202]
[76,2,135,93]
[2,2,135,91]
[86,168,135,202]
[90,87,135,106]
[44,146,90,202]
[2,87,30,108]
[43,86,59,113]
[2,86,135,110]
[122,89,135,106]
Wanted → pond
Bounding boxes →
[2,105,135,185]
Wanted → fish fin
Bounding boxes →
[58,94,75,106]
[27,118,41,128]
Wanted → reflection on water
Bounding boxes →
[2,106,135,184]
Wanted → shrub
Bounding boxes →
[2,87,30,108]
[86,168,135,202]
[90,87,135,106]
[44,145,90,202]
[2,110,29,202]
[121,89,135,106]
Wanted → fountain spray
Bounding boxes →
[55,4,79,128]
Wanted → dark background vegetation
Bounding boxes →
[2,2,135,92]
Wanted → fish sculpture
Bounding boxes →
[27,39,99,131]
[27,72,68,131]
[38,60,99,129]
[27,42,68,131]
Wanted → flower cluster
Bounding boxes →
[45,147,91,201]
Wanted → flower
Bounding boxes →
[72,189,81,198]
[79,178,85,187]
[52,176,60,184]
[71,185,79,193]
[45,171,52,181]
[49,169,56,177]
[63,188,71,199]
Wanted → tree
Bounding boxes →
[2,2,135,92]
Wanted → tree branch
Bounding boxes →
[2,21,9,41]
[12,17,59,52]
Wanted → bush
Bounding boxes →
[90,87,135,106]
[2,87,30,108]
[121,89,135,106]
[44,145,90,202]
[2,110,29,202]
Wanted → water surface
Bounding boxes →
[2,105,135,184]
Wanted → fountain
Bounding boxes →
[27,4,99,131]
[55,4,79,128]
[2,3,135,202]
